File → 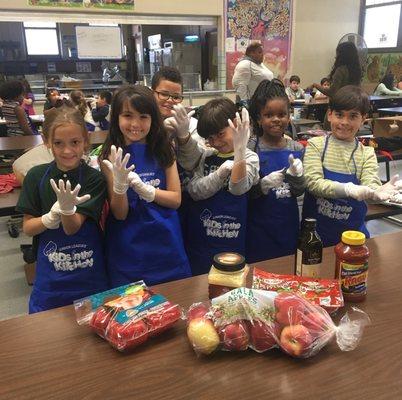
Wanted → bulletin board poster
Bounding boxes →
[225,0,293,88]
[28,0,134,10]
[364,52,402,84]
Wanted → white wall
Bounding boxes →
[290,0,361,86]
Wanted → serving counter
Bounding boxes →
[1,231,402,399]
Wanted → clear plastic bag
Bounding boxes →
[74,281,182,352]
[186,288,369,358]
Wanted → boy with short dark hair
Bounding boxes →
[91,90,112,131]
[285,75,305,101]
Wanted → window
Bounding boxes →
[23,22,60,56]
[361,0,402,50]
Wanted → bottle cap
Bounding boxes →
[341,231,366,245]
[213,252,245,272]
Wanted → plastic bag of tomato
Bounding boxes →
[186,288,370,358]
[74,281,182,352]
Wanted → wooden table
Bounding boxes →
[0,130,107,152]
[0,231,401,399]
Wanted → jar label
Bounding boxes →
[339,262,368,294]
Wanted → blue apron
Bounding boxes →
[302,136,369,247]
[246,139,302,263]
[185,153,247,276]
[106,142,191,287]
[30,163,108,313]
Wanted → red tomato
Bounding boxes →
[90,307,113,338]
[145,302,181,337]
[106,319,149,351]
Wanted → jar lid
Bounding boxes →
[213,252,245,272]
[342,231,366,245]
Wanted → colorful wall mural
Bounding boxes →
[225,0,293,88]
[28,0,134,10]
[364,52,402,83]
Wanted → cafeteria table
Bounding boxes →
[1,231,401,399]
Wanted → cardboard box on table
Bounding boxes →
[373,116,402,137]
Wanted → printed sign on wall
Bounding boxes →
[226,0,293,88]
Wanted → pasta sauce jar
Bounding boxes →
[334,231,369,302]
[208,253,249,299]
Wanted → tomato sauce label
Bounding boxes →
[339,262,368,295]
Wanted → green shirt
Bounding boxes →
[304,135,382,199]
[16,161,106,223]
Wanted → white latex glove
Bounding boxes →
[344,182,374,201]
[371,186,399,202]
[128,171,156,203]
[382,174,401,191]
[287,154,303,177]
[163,117,176,134]
[217,160,234,180]
[50,179,91,215]
[102,145,134,194]
[228,108,250,163]
[170,104,196,139]
[260,170,285,194]
[41,201,62,229]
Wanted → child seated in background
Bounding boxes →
[302,85,401,247]
[70,90,98,131]
[43,89,63,113]
[397,76,402,90]
[176,98,259,275]
[0,80,36,136]
[285,75,305,101]
[21,79,36,116]
[373,73,402,96]
[91,90,112,131]
[314,78,331,100]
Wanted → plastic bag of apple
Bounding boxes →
[186,288,370,358]
[74,281,182,352]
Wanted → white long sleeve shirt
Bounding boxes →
[232,58,274,101]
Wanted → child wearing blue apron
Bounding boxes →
[246,79,306,263]
[302,85,400,247]
[16,105,109,313]
[176,98,259,275]
[100,85,191,287]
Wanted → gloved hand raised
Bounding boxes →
[50,179,91,215]
[217,160,234,180]
[128,171,156,203]
[228,108,250,163]
[170,104,196,139]
[344,182,374,201]
[102,145,135,194]
[41,201,62,229]
[260,170,285,194]
[286,154,303,177]
[370,177,399,202]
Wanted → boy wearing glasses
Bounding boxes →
[151,67,202,144]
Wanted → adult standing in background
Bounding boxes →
[311,42,362,130]
[232,41,274,106]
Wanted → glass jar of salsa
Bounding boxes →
[334,231,369,302]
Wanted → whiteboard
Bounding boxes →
[75,26,123,59]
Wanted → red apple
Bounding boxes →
[301,311,331,338]
[274,293,307,326]
[279,324,313,357]
[187,303,209,322]
[90,307,113,338]
[219,320,249,351]
[146,302,181,337]
[106,319,149,351]
[247,319,281,352]
[187,317,220,355]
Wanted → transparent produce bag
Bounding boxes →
[74,281,182,352]
[186,288,370,358]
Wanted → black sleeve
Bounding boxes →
[91,105,109,122]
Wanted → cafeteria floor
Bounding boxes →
[1,160,401,321]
